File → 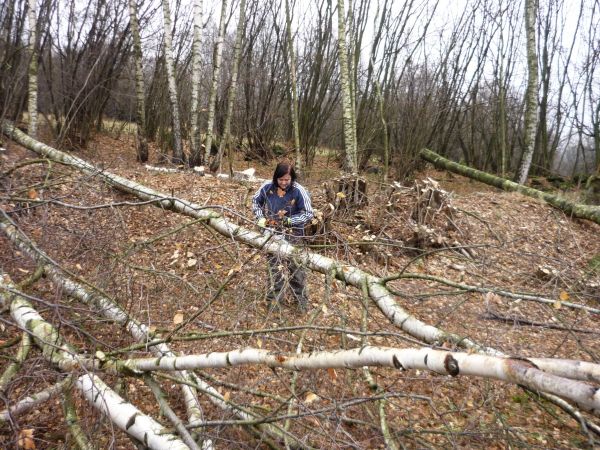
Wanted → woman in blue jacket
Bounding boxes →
[252,161,313,311]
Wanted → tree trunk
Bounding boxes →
[189,0,204,166]
[336,0,357,173]
[26,0,38,139]
[515,0,539,184]
[210,0,245,174]
[161,0,184,164]
[116,347,600,415]
[129,0,148,163]
[202,0,229,166]
[284,0,301,172]
[420,148,600,225]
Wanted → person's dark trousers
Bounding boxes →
[267,253,307,308]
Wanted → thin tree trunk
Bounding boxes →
[210,0,245,174]
[336,0,357,173]
[284,0,301,172]
[516,0,539,184]
[27,0,38,138]
[203,0,229,166]
[161,0,184,164]
[129,0,148,163]
[421,148,600,225]
[189,0,204,166]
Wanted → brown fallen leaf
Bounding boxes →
[18,428,35,449]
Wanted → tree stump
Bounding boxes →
[304,205,334,244]
[324,175,368,211]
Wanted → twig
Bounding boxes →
[62,384,94,450]
[0,332,30,391]
[482,309,600,334]
[389,272,600,315]
[144,375,203,450]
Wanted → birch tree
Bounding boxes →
[129,0,148,163]
[189,0,204,166]
[515,0,539,184]
[336,0,358,173]
[161,0,184,163]
[284,0,301,171]
[202,0,229,167]
[26,0,38,138]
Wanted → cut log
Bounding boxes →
[420,148,600,225]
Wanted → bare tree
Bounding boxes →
[161,0,184,163]
[336,0,357,172]
[202,0,229,167]
[210,0,246,173]
[26,0,37,138]
[129,0,148,163]
[516,0,539,184]
[188,0,204,166]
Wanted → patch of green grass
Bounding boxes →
[587,254,600,275]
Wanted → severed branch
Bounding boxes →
[62,385,94,450]
[0,271,189,449]
[0,377,72,423]
[482,308,600,335]
[387,272,600,315]
[144,375,202,450]
[0,332,31,391]
[75,375,189,450]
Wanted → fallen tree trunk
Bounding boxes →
[114,346,600,416]
[420,148,600,225]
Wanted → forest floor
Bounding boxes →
[0,129,599,449]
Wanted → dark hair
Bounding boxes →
[272,161,296,186]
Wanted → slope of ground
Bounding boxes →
[0,131,599,449]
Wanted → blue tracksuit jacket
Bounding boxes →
[252,181,313,236]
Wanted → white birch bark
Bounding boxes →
[0,272,86,371]
[161,0,184,163]
[203,0,229,166]
[336,0,357,173]
[27,0,38,139]
[76,374,189,450]
[284,0,301,171]
[516,0,539,184]
[211,0,245,173]
[189,0,204,166]
[0,377,72,423]
[129,0,149,163]
[117,346,600,415]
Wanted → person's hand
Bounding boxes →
[257,217,267,228]
[281,217,292,227]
